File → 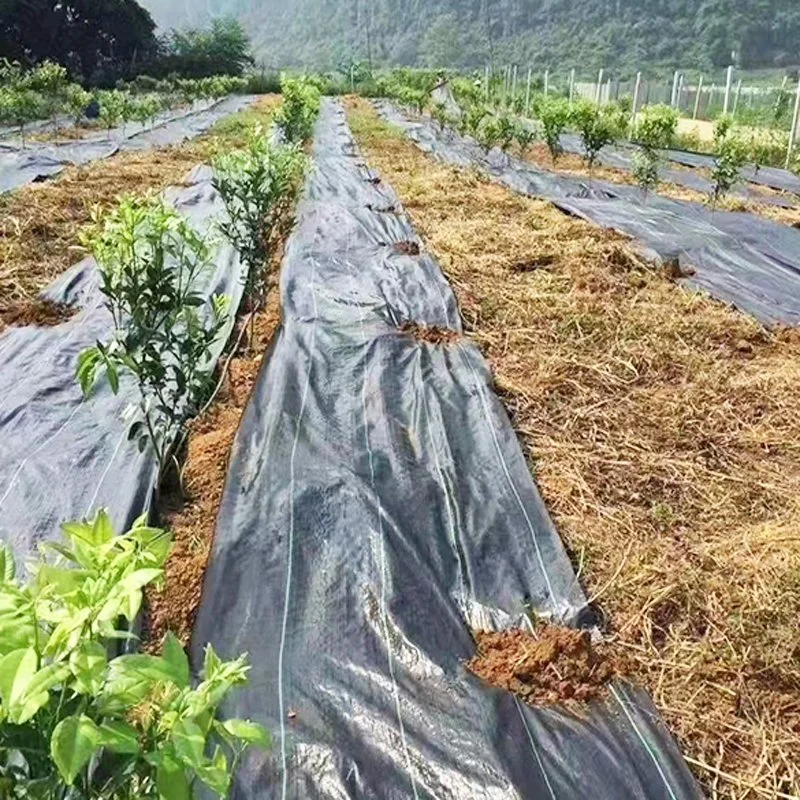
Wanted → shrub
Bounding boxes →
[570,100,621,170]
[631,104,679,198]
[0,87,43,146]
[77,195,229,476]
[711,133,747,206]
[496,112,517,151]
[213,130,306,312]
[275,74,321,144]
[634,104,678,151]
[476,115,503,153]
[430,100,451,132]
[537,96,570,163]
[64,84,93,125]
[0,511,269,799]
[97,89,127,133]
[458,102,488,139]
[632,150,659,198]
[514,122,536,155]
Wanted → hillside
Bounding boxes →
[139,0,800,74]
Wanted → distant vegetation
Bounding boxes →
[139,0,800,74]
[0,2,253,87]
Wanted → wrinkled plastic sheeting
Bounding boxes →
[0,95,255,195]
[191,99,700,799]
[0,165,246,563]
[558,132,798,206]
[377,101,800,327]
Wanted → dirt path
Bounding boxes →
[346,96,800,800]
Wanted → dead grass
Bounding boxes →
[347,96,800,800]
[0,95,280,312]
[518,142,800,228]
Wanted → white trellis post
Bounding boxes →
[676,73,684,111]
[484,64,490,102]
[723,65,734,115]
[568,68,575,106]
[512,65,518,99]
[670,70,680,107]
[595,69,604,104]
[787,77,800,169]
[544,69,549,96]
[525,68,532,115]
[630,71,642,133]
[693,75,704,120]
[732,78,742,116]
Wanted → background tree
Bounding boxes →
[0,0,160,86]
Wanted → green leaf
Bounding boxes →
[12,662,69,724]
[171,719,206,768]
[91,509,115,545]
[96,720,139,754]
[195,747,230,796]
[0,648,37,710]
[0,544,15,583]
[162,632,189,688]
[69,641,107,696]
[220,719,271,748]
[50,715,100,785]
[156,756,189,800]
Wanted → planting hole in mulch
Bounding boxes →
[510,254,557,272]
[399,320,460,345]
[0,298,75,328]
[366,202,396,213]
[392,240,420,256]
[467,627,619,707]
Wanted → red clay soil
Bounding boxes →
[399,320,460,345]
[467,627,619,707]
[392,239,420,256]
[0,298,74,329]
[145,285,282,649]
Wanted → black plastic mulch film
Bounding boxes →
[0,95,255,195]
[191,99,701,799]
[378,100,800,328]
[0,166,246,563]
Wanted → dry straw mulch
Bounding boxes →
[347,97,800,800]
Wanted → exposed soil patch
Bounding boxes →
[510,253,556,272]
[366,202,396,213]
[0,298,74,328]
[400,320,460,345]
[347,96,800,798]
[468,627,617,707]
[145,280,282,649]
[392,239,420,256]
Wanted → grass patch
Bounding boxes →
[347,96,800,799]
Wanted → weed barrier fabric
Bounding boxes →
[0,95,255,195]
[0,165,246,564]
[191,99,700,799]
[378,102,800,327]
